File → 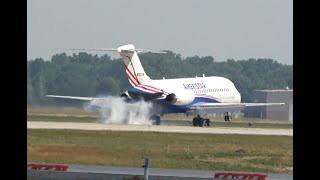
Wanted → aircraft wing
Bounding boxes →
[189,102,285,109]
[45,95,106,101]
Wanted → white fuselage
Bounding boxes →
[156,76,240,103]
[134,76,241,104]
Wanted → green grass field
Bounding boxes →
[27,114,97,123]
[27,106,98,116]
[27,129,292,174]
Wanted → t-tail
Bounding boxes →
[67,44,166,87]
[117,44,151,86]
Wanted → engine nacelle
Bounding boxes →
[119,91,134,103]
[164,90,195,106]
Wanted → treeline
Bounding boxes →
[27,51,293,106]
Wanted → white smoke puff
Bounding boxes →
[83,96,153,125]
[128,100,153,125]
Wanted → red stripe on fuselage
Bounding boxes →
[137,84,169,96]
[135,86,158,94]
[127,77,137,86]
[124,65,170,96]
[125,66,141,85]
[123,64,138,86]
[137,85,160,94]
[142,84,170,95]
[126,69,138,86]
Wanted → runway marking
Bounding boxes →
[27,121,293,136]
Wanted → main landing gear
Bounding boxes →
[192,115,210,127]
[224,112,232,122]
[150,114,161,125]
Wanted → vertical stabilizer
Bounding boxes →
[117,44,151,86]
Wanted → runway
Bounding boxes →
[69,164,293,179]
[27,164,293,180]
[27,121,293,136]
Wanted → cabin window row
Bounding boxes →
[194,88,229,94]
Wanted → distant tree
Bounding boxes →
[27,52,292,105]
[96,77,120,96]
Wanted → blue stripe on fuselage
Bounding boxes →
[129,87,220,113]
[154,96,220,113]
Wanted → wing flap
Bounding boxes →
[189,102,285,109]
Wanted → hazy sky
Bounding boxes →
[28,0,292,64]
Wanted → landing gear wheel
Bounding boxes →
[199,119,204,127]
[155,115,161,125]
[150,114,161,125]
[224,115,231,122]
[193,118,198,126]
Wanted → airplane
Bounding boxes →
[46,44,284,124]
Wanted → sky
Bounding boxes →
[27,0,292,65]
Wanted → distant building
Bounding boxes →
[244,89,293,121]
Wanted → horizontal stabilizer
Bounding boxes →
[65,48,167,54]
[65,48,118,52]
[134,49,167,54]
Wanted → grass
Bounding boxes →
[27,115,97,123]
[27,129,292,173]
[27,106,98,116]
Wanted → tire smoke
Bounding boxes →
[83,96,153,125]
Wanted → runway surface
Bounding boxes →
[27,121,293,136]
[71,164,293,179]
[28,164,293,180]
